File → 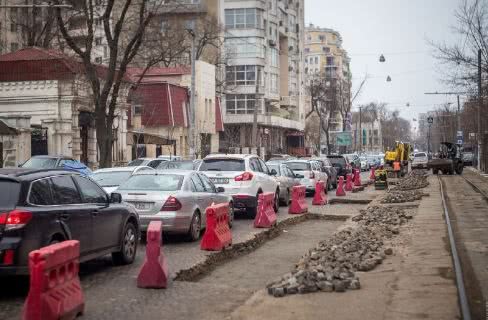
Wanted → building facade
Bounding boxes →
[219,0,306,157]
[304,25,352,154]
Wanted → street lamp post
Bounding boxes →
[427,116,434,158]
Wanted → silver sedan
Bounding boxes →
[266,162,302,206]
[116,170,234,241]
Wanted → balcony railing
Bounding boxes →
[156,0,207,15]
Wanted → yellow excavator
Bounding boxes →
[383,142,412,178]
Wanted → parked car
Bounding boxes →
[311,157,338,190]
[343,154,361,169]
[20,156,92,175]
[462,152,474,166]
[117,170,233,241]
[90,166,154,194]
[198,154,279,217]
[157,160,201,171]
[284,160,327,195]
[327,155,350,178]
[366,155,381,169]
[266,162,302,205]
[0,168,139,275]
[127,158,168,169]
[267,154,297,162]
[412,152,429,169]
[157,155,183,161]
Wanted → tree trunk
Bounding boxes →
[325,129,331,155]
[95,109,114,168]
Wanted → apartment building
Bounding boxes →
[220,0,306,157]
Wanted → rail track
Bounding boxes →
[438,174,472,320]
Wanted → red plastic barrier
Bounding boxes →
[201,203,232,251]
[354,169,362,187]
[137,221,169,289]
[254,192,277,228]
[23,240,84,320]
[336,176,346,196]
[312,181,328,205]
[345,173,353,192]
[289,185,308,214]
[369,167,376,181]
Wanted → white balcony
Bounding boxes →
[223,113,304,131]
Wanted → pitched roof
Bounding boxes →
[0,47,127,82]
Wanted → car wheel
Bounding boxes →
[187,211,201,242]
[273,190,280,213]
[112,222,138,265]
[228,202,234,229]
[285,188,291,206]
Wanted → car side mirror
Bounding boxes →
[217,186,225,193]
[110,192,122,204]
[270,169,278,176]
[295,174,304,179]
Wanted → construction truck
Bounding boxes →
[428,142,464,175]
[383,141,412,178]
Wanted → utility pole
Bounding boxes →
[478,49,483,171]
[457,95,461,133]
[188,25,197,160]
[251,67,261,150]
[358,106,362,153]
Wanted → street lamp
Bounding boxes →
[386,76,392,82]
[379,54,385,63]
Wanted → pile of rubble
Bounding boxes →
[392,172,429,191]
[266,206,411,297]
[381,189,426,203]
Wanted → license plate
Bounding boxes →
[130,202,152,210]
[210,177,229,184]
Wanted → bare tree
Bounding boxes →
[53,0,164,168]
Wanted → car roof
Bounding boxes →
[285,159,311,163]
[92,166,143,173]
[0,168,79,181]
[135,169,195,175]
[28,155,71,159]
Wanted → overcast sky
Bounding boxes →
[305,0,462,130]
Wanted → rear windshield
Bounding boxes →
[199,159,245,172]
[21,157,57,169]
[127,159,144,167]
[118,174,183,191]
[286,162,310,171]
[328,157,346,166]
[158,161,195,170]
[91,171,133,187]
[415,153,427,158]
[267,164,281,175]
[0,180,20,210]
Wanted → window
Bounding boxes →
[74,176,107,204]
[10,42,19,52]
[258,159,269,174]
[95,57,102,63]
[147,159,165,169]
[29,179,53,205]
[190,175,205,192]
[304,48,310,53]
[119,174,183,191]
[51,176,82,205]
[319,35,325,41]
[225,8,262,29]
[199,159,245,171]
[10,23,16,32]
[250,158,263,172]
[322,47,330,53]
[225,37,265,59]
[315,57,319,64]
[326,57,334,65]
[226,94,257,115]
[103,46,108,57]
[95,37,102,45]
[270,74,278,93]
[198,174,216,193]
[269,48,278,67]
[226,65,258,86]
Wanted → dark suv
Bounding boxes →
[327,155,351,178]
[0,169,139,275]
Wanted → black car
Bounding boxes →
[312,158,338,190]
[0,169,139,275]
[327,155,351,178]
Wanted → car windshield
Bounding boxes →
[21,157,57,169]
[158,161,195,170]
[415,153,427,158]
[118,174,183,191]
[91,171,133,187]
[286,162,310,171]
[0,180,20,211]
[199,159,245,171]
[127,159,145,167]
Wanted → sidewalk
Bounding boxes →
[229,176,460,320]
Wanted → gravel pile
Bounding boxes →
[381,190,426,203]
[392,171,429,191]
[266,205,410,297]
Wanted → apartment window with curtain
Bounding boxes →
[270,74,278,93]
[225,38,265,59]
[269,48,279,67]
[226,95,257,114]
[225,8,263,29]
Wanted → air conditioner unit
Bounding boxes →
[288,46,294,51]
[268,39,276,46]
[279,20,283,27]
[285,27,289,33]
